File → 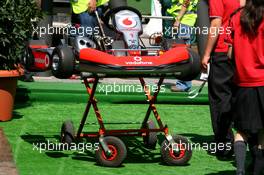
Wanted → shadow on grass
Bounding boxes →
[205,170,234,175]
[10,111,24,120]
[179,133,214,145]
[21,134,60,144]
[123,136,161,164]
[3,85,34,121]
[14,85,33,112]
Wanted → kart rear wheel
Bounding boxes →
[51,46,74,79]
[22,46,35,70]
[60,120,75,145]
[185,49,201,81]
[160,135,192,166]
[95,136,127,167]
[143,120,158,149]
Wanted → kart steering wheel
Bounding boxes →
[102,6,142,31]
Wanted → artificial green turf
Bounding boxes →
[15,81,209,104]
[0,81,237,175]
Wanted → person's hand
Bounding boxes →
[173,18,180,29]
[201,55,211,72]
[227,46,233,59]
[88,0,96,13]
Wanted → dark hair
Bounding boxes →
[240,0,264,37]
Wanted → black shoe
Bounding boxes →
[170,85,190,92]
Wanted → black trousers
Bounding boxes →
[208,53,235,143]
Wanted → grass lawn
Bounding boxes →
[0,81,237,175]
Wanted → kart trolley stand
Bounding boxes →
[61,74,192,167]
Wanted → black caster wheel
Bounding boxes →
[95,136,127,167]
[143,120,158,149]
[60,120,75,145]
[160,135,192,166]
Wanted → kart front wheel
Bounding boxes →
[51,46,74,79]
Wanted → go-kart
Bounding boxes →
[49,5,200,80]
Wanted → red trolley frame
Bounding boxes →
[76,77,169,139]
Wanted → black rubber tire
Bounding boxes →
[143,120,158,149]
[161,135,192,166]
[22,46,35,70]
[177,49,201,81]
[60,120,75,145]
[95,136,127,167]
[51,45,75,79]
[186,49,201,80]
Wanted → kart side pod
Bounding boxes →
[78,47,201,80]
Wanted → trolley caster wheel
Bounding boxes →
[160,135,192,166]
[95,136,127,167]
[143,120,157,149]
[60,120,75,145]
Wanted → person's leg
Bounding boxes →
[176,24,192,42]
[78,11,98,37]
[247,134,259,173]
[253,87,264,174]
[208,55,235,156]
[234,132,248,175]
[171,24,193,92]
[253,130,264,175]
[160,0,173,38]
[160,0,172,16]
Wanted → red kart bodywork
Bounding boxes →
[28,43,51,71]
[80,47,189,67]
[79,47,199,79]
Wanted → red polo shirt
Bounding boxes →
[209,0,240,53]
[228,12,264,87]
